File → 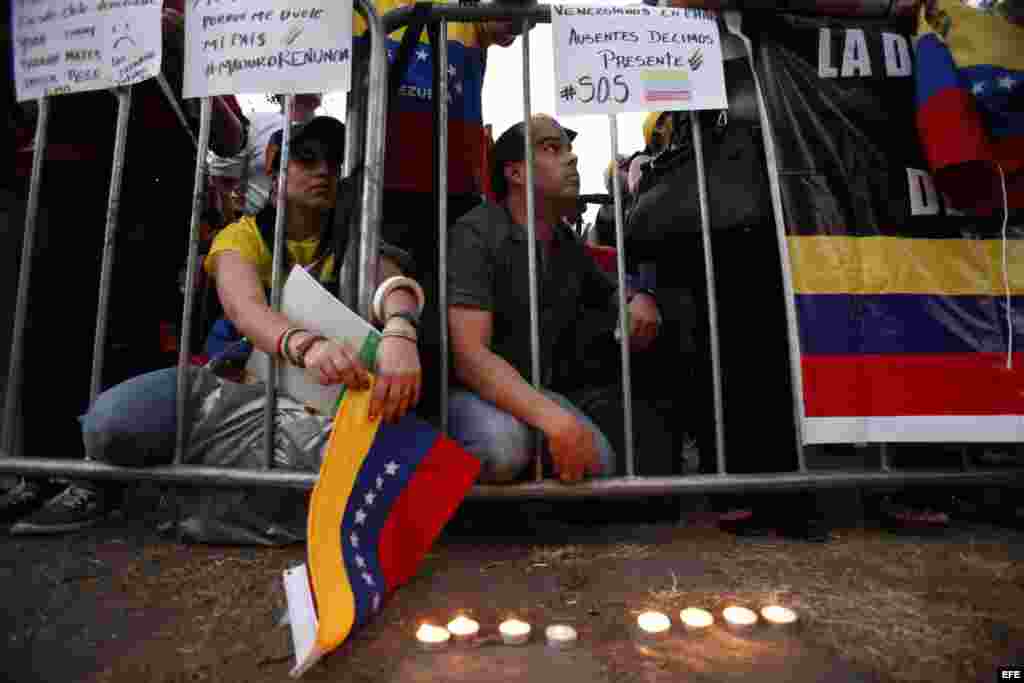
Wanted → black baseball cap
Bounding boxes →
[265,116,346,175]
[490,115,578,200]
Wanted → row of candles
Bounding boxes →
[416,605,799,650]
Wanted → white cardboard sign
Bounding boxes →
[13,0,163,102]
[183,0,353,99]
[551,4,727,116]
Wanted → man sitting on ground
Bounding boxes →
[446,114,662,484]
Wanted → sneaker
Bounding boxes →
[9,483,106,535]
[0,479,52,526]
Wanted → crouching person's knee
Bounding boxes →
[80,367,180,467]
[448,392,534,484]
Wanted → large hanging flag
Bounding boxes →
[914,0,1024,213]
[755,13,1024,444]
[284,381,479,677]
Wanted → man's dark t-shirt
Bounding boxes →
[448,201,617,388]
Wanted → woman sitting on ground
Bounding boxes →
[10,116,426,535]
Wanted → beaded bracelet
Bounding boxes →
[280,327,307,365]
[381,329,418,345]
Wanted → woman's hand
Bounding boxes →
[295,335,371,391]
[371,321,422,423]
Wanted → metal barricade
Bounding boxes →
[1,2,1021,504]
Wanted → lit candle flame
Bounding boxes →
[679,607,714,629]
[722,606,758,627]
[446,615,479,638]
[499,618,531,645]
[415,623,451,647]
[637,611,671,634]
[761,605,798,625]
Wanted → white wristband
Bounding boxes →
[372,276,425,325]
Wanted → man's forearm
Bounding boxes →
[455,347,567,435]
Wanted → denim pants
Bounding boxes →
[447,390,617,484]
[81,367,180,467]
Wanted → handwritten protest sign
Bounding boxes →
[183,0,352,99]
[551,4,727,116]
[12,0,163,102]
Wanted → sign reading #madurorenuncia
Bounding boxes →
[550,4,728,117]
[12,0,163,102]
[183,0,352,99]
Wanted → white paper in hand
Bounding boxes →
[246,266,380,416]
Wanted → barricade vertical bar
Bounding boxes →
[89,86,133,405]
[960,445,973,471]
[263,95,294,469]
[156,74,198,149]
[880,443,891,472]
[174,98,212,466]
[436,20,450,433]
[690,111,727,475]
[521,20,543,482]
[341,56,366,311]
[356,0,388,319]
[723,12,807,472]
[608,116,636,478]
[3,97,50,458]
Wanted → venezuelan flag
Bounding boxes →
[285,380,479,676]
[354,0,488,195]
[755,12,1024,445]
[789,234,1024,443]
[914,0,1024,212]
[641,69,692,103]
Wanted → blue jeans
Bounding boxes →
[447,390,617,484]
[81,367,180,467]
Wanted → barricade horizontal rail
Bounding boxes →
[5,1,1019,511]
[0,452,1019,496]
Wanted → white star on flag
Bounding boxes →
[376,475,384,490]
[355,509,367,525]
[355,555,366,568]
[454,82,463,95]
[998,75,1016,90]
[447,93,454,104]
[362,572,375,586]
[365,491,376,506]
[448,65,456,77]
[416,48,429,61]
[972,81,986,96]
[387,49,394,61]
[372,594,381,611]
[384,461,400,475]
[350,532,360,548]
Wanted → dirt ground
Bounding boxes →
[3,488,1024,683]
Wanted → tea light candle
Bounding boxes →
[415,623,451,650]
[545,624,578,650]
[679,607,714,632]
[760,605,798,628]
[499,618,532,645]
[446,615,480,642]
[637,611,671,638]
[722,606,758,632]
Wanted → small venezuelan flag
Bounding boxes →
[284,379,479,677]
[641,69,692,103]
[914,0,1024,211]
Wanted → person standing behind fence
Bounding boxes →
[207,93,323,216]
[353,4,524,424]
[446,115,665,484]
[8,116,427,535]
